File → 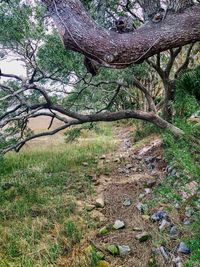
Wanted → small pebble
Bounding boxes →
[178,242,191,255]
[118,245,131,256]
[144,188,151,194]
[159,246,170,261]
[113,220,125,230]
[123,197,132,207]
[159,219,170,231]
[151,210,167,221]
[170,225,178,237]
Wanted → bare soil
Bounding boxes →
[88,126,170,267]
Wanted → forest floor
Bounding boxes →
[0,122,199,267]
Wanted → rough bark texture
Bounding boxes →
[168,0,194,12]
[43,0,200,68]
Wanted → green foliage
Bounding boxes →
[0,0,45,44]
[175,65,200,118]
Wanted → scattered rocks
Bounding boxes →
[170,225,178,237]
[113,220,125,230]
[97,260,110,267]
[95,197,105,208]
[138,139,162,156]
[151,210,167,222]
[106,244,119,256]
[180,181,198,200]
[145,179,156,188]
[99,226,109,235]
[159,246,170,261]
[125,163,133,169]
[91,210,106,223]
[118,245,131,256]
[144,188,151,194]
[136,202,148,214]
[85,204,95,212]
[123,197,132,207]
[135,232,151,242]
[185,206,194,217]
[177,242,191,255]
[139,193,145,199]
[159,219,170,231]
[174,202,180,209]
[96,251,105,260]
[141,215,150,220]
[183,218,191,225]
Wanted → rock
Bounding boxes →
[174,203,180,209]
[170,225,178,237]
[126,163,133,169]
[159,219,170,231]
[106,245,119,256]
[118,245,131,256]
[85,204,95,212]
[113,220,125,230]
[136,203,148,214]
[139,193,145,199]
[95,197,105,208]
[84,245,93,255]
[172,256,182,267]
[141,215,150,220]
[82,162,89,166]
[177,242,191,254]
[185,206,194,217]
[123,197,132,207]
[144,188,151,194]
[151,211,167,222]
[183,218,191,225]
[171,169,177,176]
[144,156,155,163]
[97,260,110,267]
[145,179,156,188]
[135,232,151,242]
[99,226,109,235]
[114,158,120,163]
[166,165,173,174]
[96,251,105,260]
[180,181,198,200]
[100,155,106,160]
[159,246,170,261]
[91,210,106,222]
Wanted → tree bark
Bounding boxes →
[163,80,175,122]
[42,0,200,68]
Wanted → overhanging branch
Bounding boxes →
[43,0,200,68]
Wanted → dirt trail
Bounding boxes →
[89,125,167,267]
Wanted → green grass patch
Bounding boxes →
[0,123,116,266]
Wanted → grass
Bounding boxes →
[0,123,116,267]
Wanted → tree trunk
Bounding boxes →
[163,80,175,122]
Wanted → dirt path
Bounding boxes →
[87,125,167,267]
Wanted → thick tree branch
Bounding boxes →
[2,108,184,154]
[43,0,200,68]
